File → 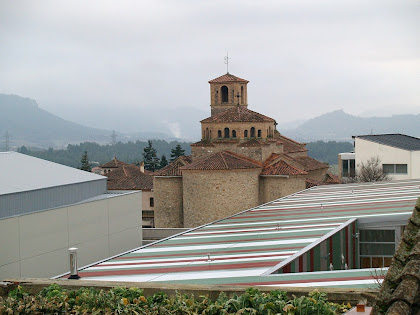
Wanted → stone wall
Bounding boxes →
[259,175,306,204]
[182,169,260,228]
[153,177,184,228]
[210,82,248,116]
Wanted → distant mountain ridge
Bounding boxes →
[280,110,420,142]
[0,94,176,149]
[2,94,419,149]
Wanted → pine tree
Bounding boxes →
[142,140,160,171]
[160,155,168,169]
[80,150,91,171]
[170,144,185,162]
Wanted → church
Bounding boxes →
[153,72,338,228]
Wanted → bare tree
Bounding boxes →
[355,156,391,182]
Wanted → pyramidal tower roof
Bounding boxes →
[208,73,249,83]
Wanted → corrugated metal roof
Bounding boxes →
[356,134,420,151]
[66,179,420,288]
[0,152,105,195]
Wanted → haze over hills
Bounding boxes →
[2,93,419,150]
[0,94,178,149]
[280,109,420,142]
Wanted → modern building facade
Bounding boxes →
[0,152,142,279]
[59,178,420,289]
[339,134,420,181]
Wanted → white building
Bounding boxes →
[0,152,142,280]
[339,134,420,180]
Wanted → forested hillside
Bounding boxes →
[17,140,351,169]
[306,141,353,165]
[17,140,192,169]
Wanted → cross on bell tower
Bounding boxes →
[224,53,230,74]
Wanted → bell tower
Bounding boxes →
[208,73,249,116]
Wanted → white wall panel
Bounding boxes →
[0,191,142,280]
[0,217,20,266]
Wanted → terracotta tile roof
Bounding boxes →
[201,106,275,123]
[372,197,420,314]
[306,178,323,188]
[238,139,270,147]
[305,173,340,189]
[261,159,308,176]
[282,141,308,153]
[208,73,249,83]
[100,157,129,168]
[276,135,307,153]
[190,140,216,147]
[153,155,193,176]
[323,172,340,184]
[106,164,153,190]
[263,153,282,165]
[181,151,261,171]
[293,156,329,171]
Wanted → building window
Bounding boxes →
[232,130,236,138]
[359,229,396,268]
[383,164,408,174]
[224,127,230,138]
[149,197,154,207]
[244,130,248,138]
[221,86,228,103]
[257,129,262,138]
[241,86,244,104]
[250,127,255,138]
[218,130,222,138]
[342,159,355,177]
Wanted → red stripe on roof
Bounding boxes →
[75,261,277,278]
[115,246,305,260]
[187,223,341,236]
[99,252,290,268]
[222,203,412,222]
[154,234,323,247]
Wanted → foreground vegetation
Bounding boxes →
[0,284,351,314]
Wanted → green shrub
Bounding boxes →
[0,284,351,314]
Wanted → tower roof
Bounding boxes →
[208,73,249,83]
[201,106,275,123]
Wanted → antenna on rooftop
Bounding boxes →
[224,52,230,74]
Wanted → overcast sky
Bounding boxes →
[1,0,419,136]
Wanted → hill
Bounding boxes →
[280,110,420,142]
[0,94,114,148]
[0,94,177,149]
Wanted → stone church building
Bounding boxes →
[154,73,338,228]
